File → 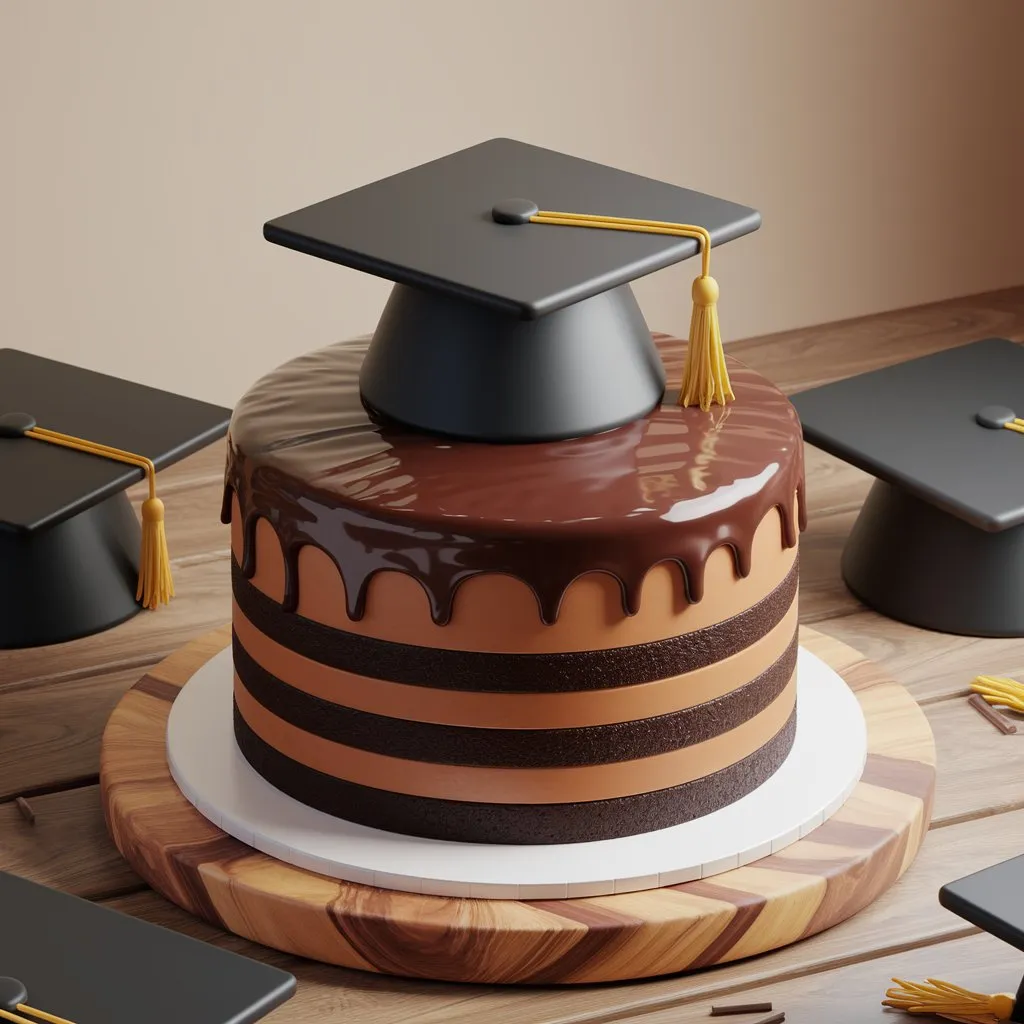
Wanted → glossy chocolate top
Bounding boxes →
[223,335,806,625]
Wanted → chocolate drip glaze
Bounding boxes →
[222,335,806,625]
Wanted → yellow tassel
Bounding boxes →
[527,211,734,409]
[883,977,1015,1022]
[24,426,174,610]
[971,675,1024,714]
[138,496,174,610]
[681,274,733,411]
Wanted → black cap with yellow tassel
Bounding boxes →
[0,347,230,650]
[23,426,175,610]
[264,137,760,443]
[882,854,1024,1022]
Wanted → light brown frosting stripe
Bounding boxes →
[230,493,798,654]
[233,675,797,804]
[232,599,798,729]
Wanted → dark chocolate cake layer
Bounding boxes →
[234,705,798,845]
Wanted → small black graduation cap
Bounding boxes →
[791,338,1024,637]
[0,349,230,649]
[264,137,761,442]
[883,854,1024,1022]
[0,871,295,1024]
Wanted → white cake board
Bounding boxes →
[166,646,866,900]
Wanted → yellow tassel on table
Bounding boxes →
[971,675,1024,714]
[24,426,174,610]
[883,977,1015,1023]
[529,211,733,410]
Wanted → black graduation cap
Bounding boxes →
[790,338,1024,637]
[882,855,1024,1022]
[0,871,295,1024]
[0,349,230,649]
[264,137,761,442]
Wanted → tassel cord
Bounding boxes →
[530,212,713,278]
[23,426,172,609]
[26,427,157,501]
[527,211,728,410]
[7,1005,77,1024]
[0,1011,33,1024]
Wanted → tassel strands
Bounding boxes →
[685,273,732,410]
[139,494,173,610]
[24,427,174,609]
[883,977,1015,1022]
[529,211,734,411]
[971,675,1024,714]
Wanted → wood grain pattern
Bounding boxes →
[0,557,231,692]
[0,785,141,899]
[126,441,227,496]
[0,665,162,800]
[100,625,935,985]
[88,804,1024,1024]
[821,611,1024,704]
[728,285,1024,393]
[630,931,1018,1024]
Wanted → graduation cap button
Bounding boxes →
[491,198,539,224]
[0,978,28,1011]
[0,412,36,438]
[976,404,1016,429]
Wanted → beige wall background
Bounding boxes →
[3,0,1024,407]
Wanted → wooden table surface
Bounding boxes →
[4,288,1024,1023]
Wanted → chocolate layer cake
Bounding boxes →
[222,334,805,844]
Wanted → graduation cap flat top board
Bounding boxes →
[790,338,1024,637]
[0,349,231,649]
[0,871,295,1024]
[264,137,761,442]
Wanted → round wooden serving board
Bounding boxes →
[101,626,936,985]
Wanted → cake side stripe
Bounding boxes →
[232,630,797,768]
[232,674,797,803]
[232,706,798,845]
[232,599,798,727]
[230,556,798,692]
